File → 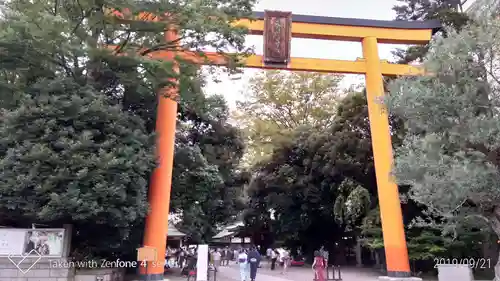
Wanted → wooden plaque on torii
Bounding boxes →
[263,10,292,66]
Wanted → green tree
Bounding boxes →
[245,91,383,259]
[386,16,500,279]
[0,0,254,259]
[389,0,496,275]
[467,0,500,18]
[393,0,468,20]
[0,78,155,260]
[392,0,470,64]
[360,202,486,275]
[233,70,343,166]
[333,178,371,232]
[173,94,247,243]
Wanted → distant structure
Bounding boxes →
[212,221,251,246]
[467,0,500,17]
[167,222,186,248]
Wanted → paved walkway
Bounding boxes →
[160,263,439,281]
[216,264,289,281]
[215,263,380,281]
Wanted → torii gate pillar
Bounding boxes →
[363,36,410,277]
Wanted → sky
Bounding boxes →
[202,0,476,109]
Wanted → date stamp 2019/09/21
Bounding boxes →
[433,258,492,269]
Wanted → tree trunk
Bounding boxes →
[374,250,381,270]
[490,206,500,281]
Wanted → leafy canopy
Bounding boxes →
[233,70,343,166]
[392,0,470,64]
[245,92,377,253]
[173,94,247,243]
[0,0,255,259]
[386,14,500,267]
[0,78,154,224]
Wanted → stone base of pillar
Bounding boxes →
[378,277,422,281]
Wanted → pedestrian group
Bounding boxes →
[173,245,328,281]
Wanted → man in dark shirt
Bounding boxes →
[222,247,231,266]
[247,246,261,281]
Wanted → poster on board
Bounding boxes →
[0,229,64,256]
[0,229,26,255]
[23,229,64,256]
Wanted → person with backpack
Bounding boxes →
[312,250,326,281]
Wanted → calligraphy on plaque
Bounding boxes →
[263,11,292,66]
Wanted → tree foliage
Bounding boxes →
[393,0,468,20]
[334,178,371,231]
[360,202,486,272]
[245,91,381,257]
[0,0,254,259]
[467,0,500,18]
[233,71,343,166]
[392,0,470,64]
[173,94,247,242]
[0,79,155,260]
[386,16,500,278]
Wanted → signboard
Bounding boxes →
[137,246,157,262]
[263,10,292,66]
[0,229,65,257]
[437,264,473,281]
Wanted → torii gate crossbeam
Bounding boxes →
[108,9,440,281]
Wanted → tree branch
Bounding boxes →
[138,38,185,56]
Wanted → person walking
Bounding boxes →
[238,249,249,281]
[234,248,240,264]
[280,249,290,275]
[223,247,231,266]
[247,246,261,281]
[212,248,222,271]
[312,250,326,281]
[220,248,226,266]
[265,247,272,268]
[182,251,197,277]
[178,248,186,268]
[270,249,278,270]
[320,246,329,269]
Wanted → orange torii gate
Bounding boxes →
[109,9,439,280]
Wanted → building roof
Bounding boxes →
[168,223,186,237]
[213,230,235,239]
[212,221,244,239]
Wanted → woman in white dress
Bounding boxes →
[238,249,249,281]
